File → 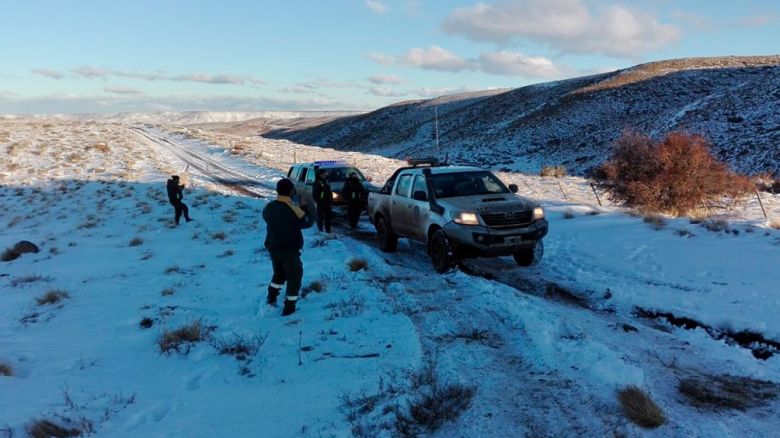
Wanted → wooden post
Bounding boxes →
[590,183,603,206]
[755,189,768,220]
[557,180,568,201]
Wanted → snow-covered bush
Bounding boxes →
[596,131,753,216]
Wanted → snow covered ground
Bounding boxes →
[2,119,780,437]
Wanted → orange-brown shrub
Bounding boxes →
[596,131,753,215]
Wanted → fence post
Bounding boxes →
[755,189,768,220]
[589,183,603,207]
[557,180,568,201]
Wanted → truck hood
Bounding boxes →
[437,194,536,213]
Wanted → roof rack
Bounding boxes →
[406,157,441,167]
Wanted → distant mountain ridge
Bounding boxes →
[264,56,780,176]
[0,111,362,125]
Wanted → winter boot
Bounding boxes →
[266,286,281,306]
[281,299,297,316]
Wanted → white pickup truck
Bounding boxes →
[367,159,549,273]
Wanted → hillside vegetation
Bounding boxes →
[265,56,780,176]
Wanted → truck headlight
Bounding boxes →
[453,212,480,225]
[333,192,342,201]
[533,207,545,220]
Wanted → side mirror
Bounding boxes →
[508,184,519,193]
[412,190,428,201]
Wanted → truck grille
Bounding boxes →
[481,211,533,228]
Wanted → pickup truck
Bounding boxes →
[367,159,548,273]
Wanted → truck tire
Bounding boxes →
[376,216,398,252]
[430,230,457,273]
[513,241,544,266]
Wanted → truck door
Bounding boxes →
[391,173,414,235]
[407,174,431,241]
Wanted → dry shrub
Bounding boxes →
[541,165,567,178]
[596,131,753,216]
[157,319,211,354]
[161,287,175,296]
[563,209,576,219]
[769,220,780,230]
[212,231,227,241]
[26,420,81,438]
[678,374,779,410]
[129,237,143,247]
[348,258,369,272]
[643,214,666,230]
[0,362,12,376]
[36,290,69,305]
[617,385,665,429]
[303,280,324,295]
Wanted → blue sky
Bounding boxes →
[0,0,778,113]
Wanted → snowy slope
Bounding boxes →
[2,120,780,437]
[265,56,780,176]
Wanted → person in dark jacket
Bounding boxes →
[166,175,192,225]
[262,178,315,316]
[341,172,366,229]
[312,169,333,233]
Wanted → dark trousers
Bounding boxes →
[172,200,190,224]
[269,248,303,300]
[316,202,332,233]
[347,202,362,229]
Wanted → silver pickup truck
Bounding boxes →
[367,159,549,273]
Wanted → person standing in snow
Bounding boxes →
[263,178,315,316]
[312,169,333,233]
[166,175,192,225]
[341,172,366,229]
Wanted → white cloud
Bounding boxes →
[62,66,265,86]
[367,74,404,85]
[104,85,144,95]
[736,14,776,27]
[368,87,407,97]
[31,69,65,80]
[442,0,679,58]
[365,0,389,14]
[478,51,571,78]
[367,52,396,65]
[401,46,477,72]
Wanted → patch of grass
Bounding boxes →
[11,274,50,287]
[217,249,234,258]
[325,292,367,319]
[0,362,12,376]
[157,319,212,355]
[164,265,180,274]
[769,220,780,230]
[586,210,601,216]
[643,214,666,230]
[347,258,369,272]
[676,229,694,238]
[302,280,324,296]
[26,420,82,438]
[563,209,576,219]
[129,237,143,247]
[161,287,175,296]
[36,289,69,305]
[212,231,227,241]
[139,317,154,329]
[617,385,665,429]
[540,165,567,178]
[678,374,779,410]
[210,333,267,361]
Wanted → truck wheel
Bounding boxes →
[376,216,398,252]
[430,230,457,273]
[513,241,544,267]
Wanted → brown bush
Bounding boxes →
[26,420,82,438]
[36,290,70,305]
[0,362,13,376]
[596,131,753,215]
[617,385,665,429]
[347,258,368,272]
[541,165,567,178]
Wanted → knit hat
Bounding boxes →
[276,178,294,196]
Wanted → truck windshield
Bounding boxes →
[322,167,365,182]
[430,171,509,198]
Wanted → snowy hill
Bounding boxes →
[265,56,780,176]
[0,111,361,126]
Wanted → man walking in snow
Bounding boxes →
[342,172,366,229]
[263,178,315,316]
[166,175,192,225]
[312,169,333,233]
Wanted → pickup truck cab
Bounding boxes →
[367,159,548,273]
[287,160,377,207]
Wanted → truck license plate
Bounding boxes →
[507,237,521,244]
